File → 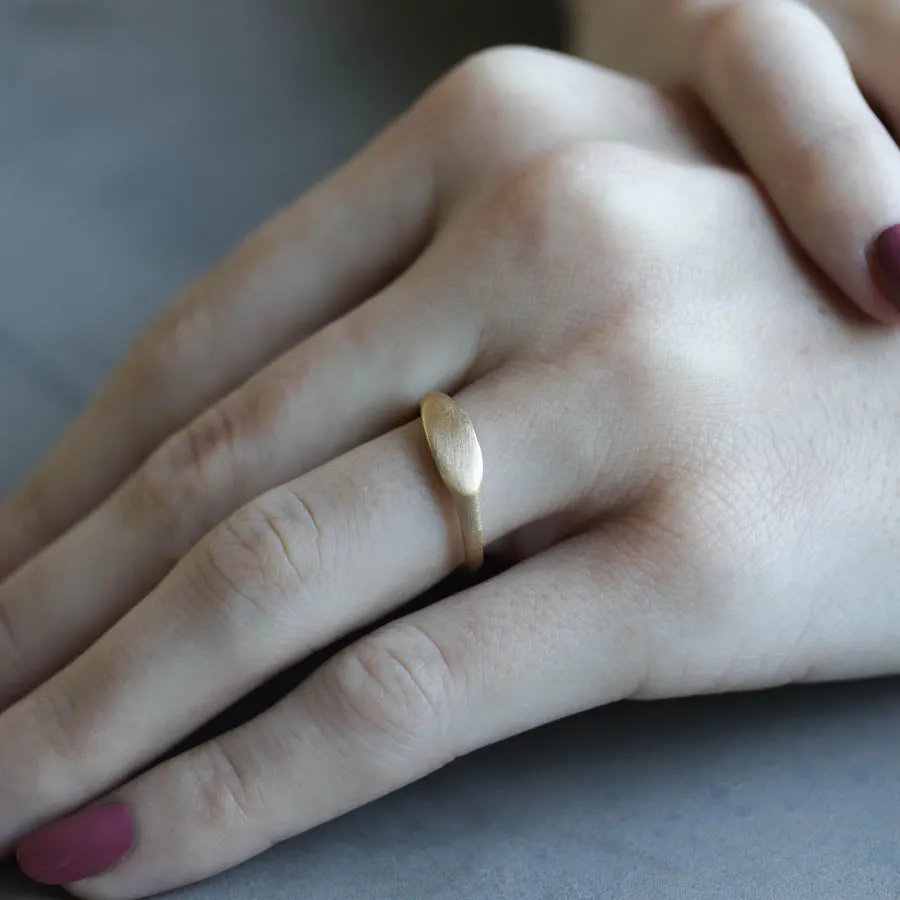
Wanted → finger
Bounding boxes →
[0,122,605,711]
[0,240,479,708]
[0,111,438,580]
[18,534,650,895]
[692,0,900,324]
[0,359,652,858]
[0,102,708,711]
[64,497,809,900]
[0,51,731,581]
[819,3,900,140]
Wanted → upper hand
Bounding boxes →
[571,0,900,323]
[0,48,899,898]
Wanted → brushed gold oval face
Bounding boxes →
[420,392,484,497]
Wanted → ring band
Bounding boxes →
[420,392,484,570]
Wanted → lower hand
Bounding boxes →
[0,49,899,898]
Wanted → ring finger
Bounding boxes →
[0,64,715,709]
[0,52,725,581]
[0,362,648,858]
[0,240,479,708]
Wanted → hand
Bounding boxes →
[569,0,900,323]
[1,48,899,898]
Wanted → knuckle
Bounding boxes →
[437,45,545,112]
[9,476,60,552]
[127,370,296,542]
[125,229,280,404]
[424,46,572,181]
[188,491,325,636]
[127,295,213,400]
[130,401,244,536]
[315,623,457,764]
[489,143,656,278]
[182,742,258,832]
[695,0,796,86]
[34,687,102,766]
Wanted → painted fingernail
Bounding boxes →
[870,224,900,312]
[17,804,135,885]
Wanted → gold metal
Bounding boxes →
[420,392,484,570]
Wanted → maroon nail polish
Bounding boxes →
[870,224,900,312]
[17,804,135,885]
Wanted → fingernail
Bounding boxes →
[870,224,900,312]
[17,804,135,885]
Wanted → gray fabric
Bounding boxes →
[1,2,899,897]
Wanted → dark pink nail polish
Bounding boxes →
[17,804,134,885]
[870,224,900,312]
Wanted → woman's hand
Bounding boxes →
[569,0,900,323]
[0,48,899,898]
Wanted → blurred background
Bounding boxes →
[1,3,899,899]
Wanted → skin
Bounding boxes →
[569,0,900,323]
[1,47,900,899]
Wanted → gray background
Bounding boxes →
[1,1,899,898]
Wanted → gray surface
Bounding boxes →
[1,2,899,898]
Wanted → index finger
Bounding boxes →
[692,0,900,324]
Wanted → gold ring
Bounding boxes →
[420,392,484,570]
